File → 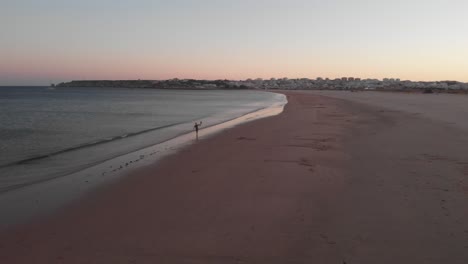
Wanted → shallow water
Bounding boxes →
[0,87,284,192]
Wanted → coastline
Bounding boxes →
[1,91,468,263]
[0,88,283,196]
[0,93,286,230]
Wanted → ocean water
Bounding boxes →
[0,87,285,193]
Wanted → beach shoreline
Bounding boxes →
[1,91,468,263]
[0,92,286,230]
[0,88,284,197]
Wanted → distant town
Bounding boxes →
[57,78,468,92]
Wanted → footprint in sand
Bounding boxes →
[237,136,256,141]
[319,234,337,245]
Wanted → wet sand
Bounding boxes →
[1,91,468,263]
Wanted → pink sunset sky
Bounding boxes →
[2,0,468,85]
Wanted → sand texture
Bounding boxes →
[1,91,468,263]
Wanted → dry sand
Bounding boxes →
[1,91,468,263]
[310,90,468,131]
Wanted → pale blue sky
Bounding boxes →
[1,0,467,85]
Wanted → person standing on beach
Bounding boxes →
[194,121,202,139]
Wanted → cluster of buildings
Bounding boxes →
[57,78,468,91]
[229,77,468,91]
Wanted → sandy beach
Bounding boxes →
[1,91,468,263]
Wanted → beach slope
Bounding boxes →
[1,92,468,263]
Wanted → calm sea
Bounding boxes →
[0,87,285,193]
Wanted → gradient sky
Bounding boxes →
[1,0,468,85]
